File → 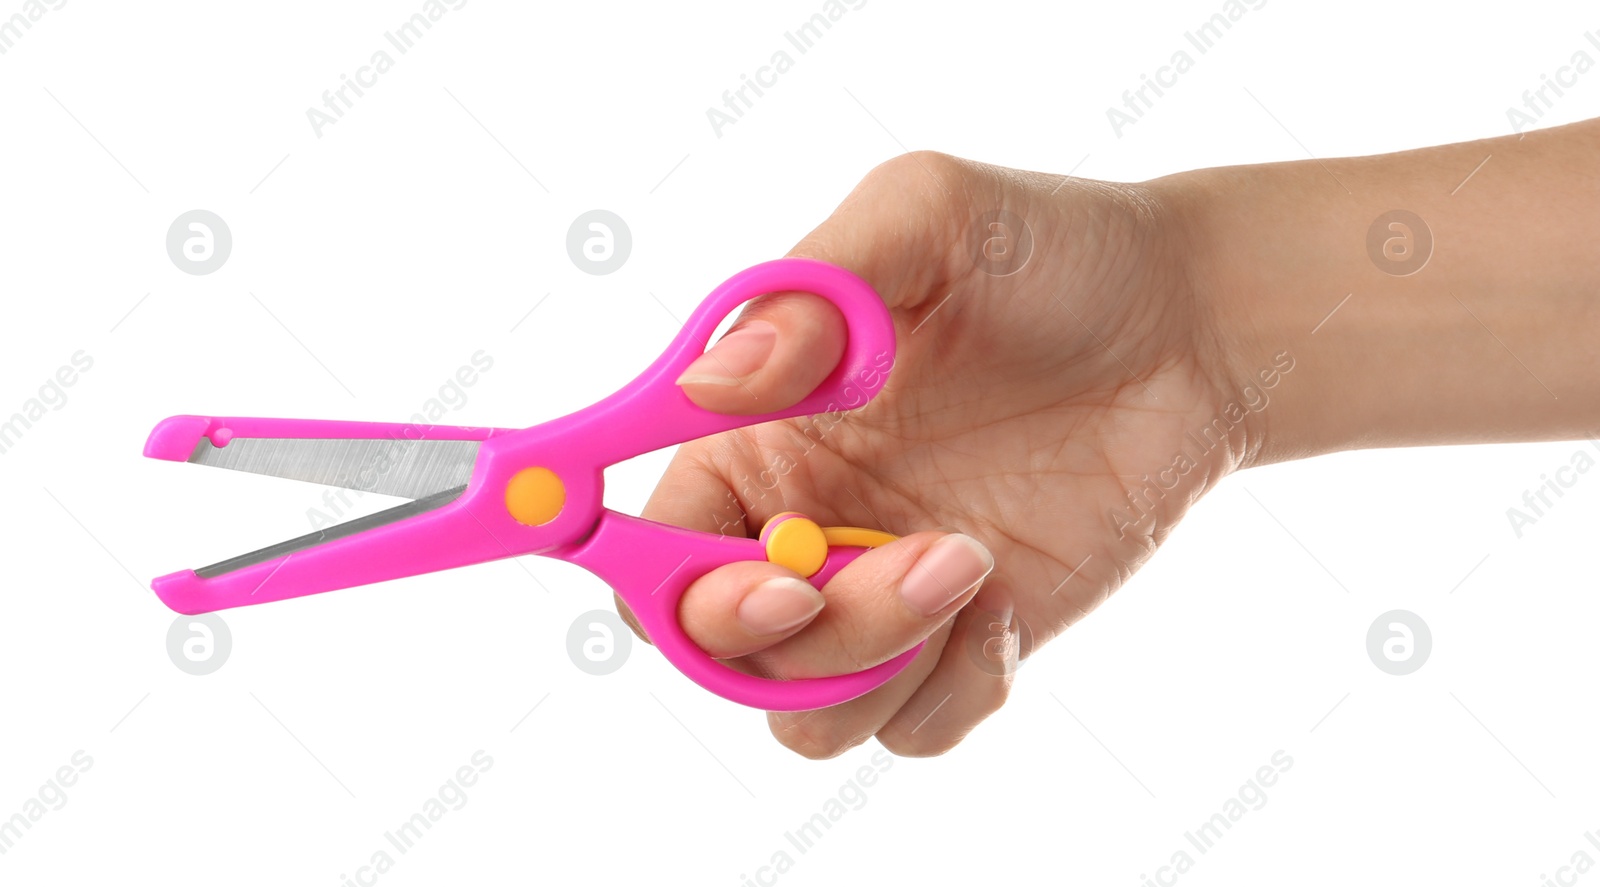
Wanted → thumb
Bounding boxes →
[674,290,847,416]
[674,153,968,415]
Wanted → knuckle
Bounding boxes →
[867,150,965,192]
[878,683,1011,757]
[967,670,1015,727]
[768,712,868,760]
[976,674,1013,719]
[878,723,962,758]
[857,151,972,219]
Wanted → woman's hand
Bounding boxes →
[619,151,1246,757]
[618,118,1600,758]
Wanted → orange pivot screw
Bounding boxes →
[505,467,566,526]
[760,512,898,578]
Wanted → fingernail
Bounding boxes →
[900,534,994,617]
[676,320,777,387]
[738,577,825,636]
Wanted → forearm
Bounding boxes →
[1158,119,1600,465]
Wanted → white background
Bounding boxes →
[2,1,1597,884]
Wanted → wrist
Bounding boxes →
[1148,164,1325,470]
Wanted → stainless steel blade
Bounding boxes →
[194,484,467,578]
[186,437,480,500]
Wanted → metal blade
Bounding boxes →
[194,484,467,578]
[186,437,479,500]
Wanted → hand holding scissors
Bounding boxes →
[146,258,920,711]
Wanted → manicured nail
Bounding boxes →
[676,320,777,387]
[900,534,994,617]
[737,577,825,636]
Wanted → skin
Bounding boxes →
[618,118,1600,758]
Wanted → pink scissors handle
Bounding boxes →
[559,512,921,712]
[544,258,898,469]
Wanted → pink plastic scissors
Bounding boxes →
[145,258,919,711]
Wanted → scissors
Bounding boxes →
[144,258,920,711]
